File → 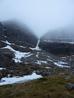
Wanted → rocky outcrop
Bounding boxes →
[39,41,74,55]
[0,48,15,68]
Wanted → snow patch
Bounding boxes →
[45,67,51,69]
[58,61,68,65]
[2,45,32,63]
[35,60,47,65]
[0,72,42,86]
[0,67,6,70]
[2,40,11,45]
[54,61,70,68]
[19,45,26,48]
[3,45,14,51]
[14,52,32,63]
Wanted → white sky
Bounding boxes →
[0,0,73,38]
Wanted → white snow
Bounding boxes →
[2,40,11,45]
[2,40,26,48]
[2,45,32,63]
[3,45,14,51]
[35,60,47,65]
[45,67,51,69]
[0,72,42,86]
[19,46,26,48]
[36,52,39,58]
[36,60,41,65]
[58,61,68,65]
[0,67,6,70]
[31,39,41,51]
[13,51,32,63]
[54,61,70,68]
[40,61,47,64]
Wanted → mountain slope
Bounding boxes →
[0,21,38,47]
[0,22,73,85]
[40,27,74,55]
[0,39,71,78]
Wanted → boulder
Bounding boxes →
[65,83,74,90]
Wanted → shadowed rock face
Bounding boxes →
[39,41,74,56]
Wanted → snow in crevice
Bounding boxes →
[2,45,15,51]
[35,60,47,65]
[30,39,41,51]
[54,61,70,68]
[0,67,6,70]
[19,45,26,48]
[2,45,32,63]
[57,61,68,65]
[2,40,11,45]
[13,52,32,63]
[2,40,26,48]
[0,72,42,86]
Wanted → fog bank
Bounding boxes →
[0,0,73,37]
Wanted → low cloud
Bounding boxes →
[0,0,73,38]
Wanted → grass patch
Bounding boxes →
[0,75,74,98]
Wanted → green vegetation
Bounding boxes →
[0,75,74,98]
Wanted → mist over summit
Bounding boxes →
[0,0,73,38]
[41,26,74,42]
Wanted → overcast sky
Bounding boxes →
[0,0,73,38]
